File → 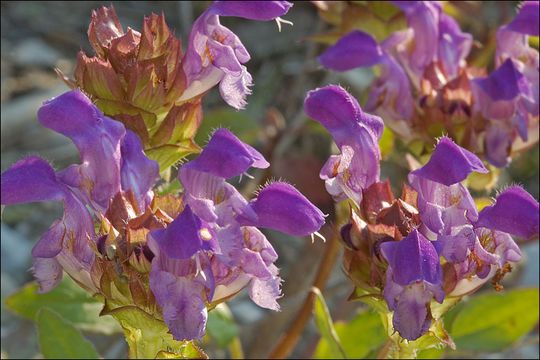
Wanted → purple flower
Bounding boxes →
[0,90,159,293]
[408,137,534,293]
[147,205,215,341]
[178,1,293,109]
[471,58,536,167]
[152,127,325,341]
[380,230,444,341]
[494,1,539,151]
[476,186,539,240]
[438,13,473,79]
[390,1,442,75]
[318,31,414,132]
[304,85,384,205]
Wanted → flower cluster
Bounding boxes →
[1,90,325,347]
[317,1,539,168]
[58,2,293,171]
[305,85,539,341]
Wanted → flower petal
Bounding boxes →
[181,128,269,179]
[239,182,326,236]
[475,186,539,239]
[149,205,217,260]
[318,30,384,71]
[409,137,487,186]
[208,1,293,21]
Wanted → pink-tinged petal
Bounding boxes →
[393,1,442,72]
[242,227,278,264]
[239,182,326,236]
[182,128,268,179]
[438,225,476,263]
[484,121,513,168]
[476,186,539,239]
[37,90,125,210]
[180,1,286,109]
[249,264,282,311]
[365,54,415,123]
[392,282,434,341]
[208,1,293,21]
[438,13,472,79]
[318,30,384,71]
[120,130,159,210]
[238,248,273,279]
[471,58,534,120]
[149,270,209,341]
[32,257,63,294]
[219,65,253,110]
[505,1,539,36]
[409,137,487,186]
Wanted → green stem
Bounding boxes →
[228,337,244,359]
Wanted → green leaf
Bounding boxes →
[451,288,540,352]
[314,309,386,359]
[312,287,346,359]
[37,308,99,359]
[206,303,240,348]
[5,276,121,335]
[379,126,395,159]
[195,108,259,146]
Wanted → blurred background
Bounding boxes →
[1,1,538,359]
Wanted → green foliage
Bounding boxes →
[206,304,240,349]
[312,287,346,359]
[195,108,259,146]
[314,309,386,359]
[379,126,395,159]
[450,288,540,352]
[36,308,99,359]
[5,276,121,335]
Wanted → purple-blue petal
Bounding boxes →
[37,90,125,209]
[438,13,472,79]
[475,186,539,239]
[181,128,269,179]
[238,182,326,236]
[120,130,159,210]
[1,156,66,205]
[149,206,216,260]
[318,30,384,71]
[505,1,539,36]
[380,230,442,286]
[409,137,487,186]
[208,1,293,21]
[304,85,384,146]
[149,270,208,341]
[472,58,532,103]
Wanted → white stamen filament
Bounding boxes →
[194,256,207,281]
[310,231,326,243]
[275,17,293,32]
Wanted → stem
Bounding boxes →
[228,336,244,359]
[268,232,342,359]
[376,339,394,359]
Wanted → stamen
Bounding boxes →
[194,256,207,281]
[311,231,326,243]
[275,17,293,32]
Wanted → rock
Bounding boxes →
[9,38,61,68]
[0,85,69,150]
[0,223,32,280]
